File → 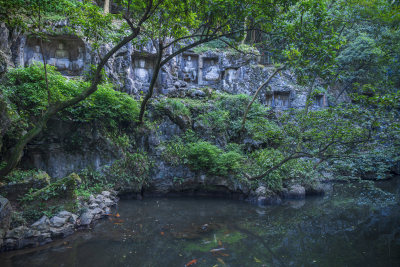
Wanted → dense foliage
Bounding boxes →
[0,64,139,150]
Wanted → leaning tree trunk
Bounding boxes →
[138,35,221,124]
[138,43,163,124]
[240,65,285,133]
[104,0,110,14]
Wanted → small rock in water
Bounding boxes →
[31,216,50,231]
[89,195,96,203]
[284,184,306,200]
[69,214,78,224]
[57,211,73,218]
[50,216,69,228]
[104,198,114,207]
[50,224,74,238]
[89,203,99,209]
[102,191,111,197]
[91,207,103,215]
[104,207,111,215]
[79,211,94,226]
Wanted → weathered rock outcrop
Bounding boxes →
[21,119,122,178]
[0,22,327,110]
[0,196,12,248]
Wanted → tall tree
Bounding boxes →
[137,0,297,124]
[104,0,110,14]
[241,0,343,130]
[137,0,253,123]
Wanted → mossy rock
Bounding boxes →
[19,173,81,223]
[0,170,51,202]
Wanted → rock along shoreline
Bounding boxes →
[1,191,118,252]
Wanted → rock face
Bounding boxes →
[0,93,11,152]
[0,196,12,247]
[0,23,328,109]
[282,184,306,200]
[0,23,333,179]
[20,119,122,178]
[1,191,118,251]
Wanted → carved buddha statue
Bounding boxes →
[71,47,84,72]
[204,60,220,81]
[49,43,70,71]
[182,56,197,82]
[225,68,237,84]
[134,59,150,83]
[28,45,43,66]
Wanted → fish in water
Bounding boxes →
[185,259,197,266]
[210,248,226,253]
[217,258,226,265]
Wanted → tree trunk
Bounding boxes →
[138,43,163,124]
[240,65,285,132]
[104,0,110,14]
[0,108,52,177]
[138,35,221,124]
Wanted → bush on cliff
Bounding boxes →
[0,64,139,135]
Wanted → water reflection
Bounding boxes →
[0,180,399,267]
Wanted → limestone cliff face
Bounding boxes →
[0,23,327,110]
[0,25,330,186]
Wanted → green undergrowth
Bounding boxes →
[3,169,51,184]
[161,131,243,177]
[0,64,140,146]
[19,173,81,223]
[157,92,299,189]
[154,92,280,144]
[76,151,152,199]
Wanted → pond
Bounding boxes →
[1,180,399,267]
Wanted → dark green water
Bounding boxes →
[1,180,400,267]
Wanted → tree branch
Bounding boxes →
[240,65,285,132]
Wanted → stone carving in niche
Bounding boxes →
[224,68,238,84]
[24,36,86,76]
[134,59,150,83]
[48,43,70,70]
[202,58,220,83]
[71,47,84,72]
[132,54,156,84]
[314,95,325,108]
[27,45,43,66]
[180,55,198,83]
[266,91,291,108]
[131,53,158,94]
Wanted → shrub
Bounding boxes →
[186,141,243,176]
[246,118,283,146]
[4,169,50,184]
[106,151,152,191]
[1,64,139,134]
[155,98,190,117]
[197,110,229,134]
[186,141,221,172]
[246,148,315,190]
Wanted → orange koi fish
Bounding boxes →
[185,259,197,266]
